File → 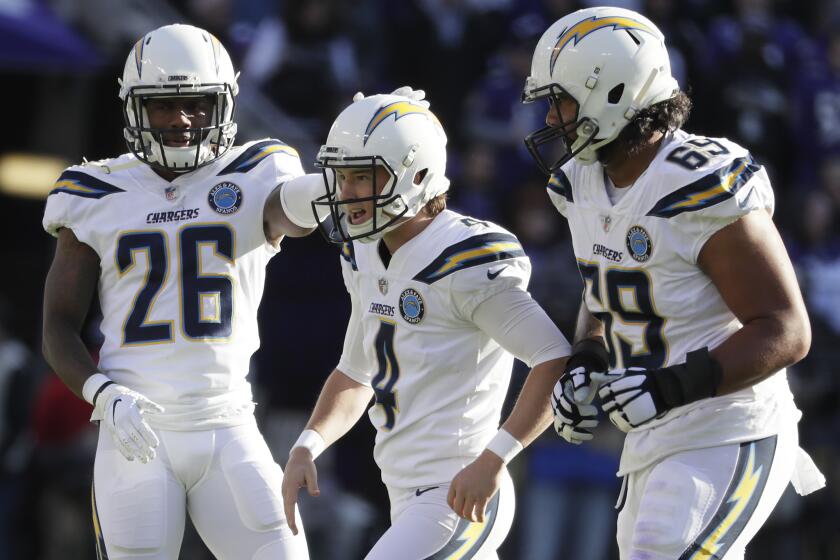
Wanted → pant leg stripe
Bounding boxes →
[91,484,109,560]
[679,435,778,560]
[424,491,501,560]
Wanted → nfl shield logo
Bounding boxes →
[165,186,177,201]
[378,278,389,295]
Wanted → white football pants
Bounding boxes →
[91,417,309,559]
[364,469,515,560]
[616,420,799,560]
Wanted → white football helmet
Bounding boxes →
[313,94,449,243]
[522,7,679,173]
[118,24,239,173]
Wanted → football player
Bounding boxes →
[523,6,826,559]
[41,24,328,559]
[281,92,572,559]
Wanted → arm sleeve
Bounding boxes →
[472,287,571,368]
[42,188,100,256]
[335,258,374,385]
[278,173,328,228]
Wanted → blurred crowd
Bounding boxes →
[1,0,839,558]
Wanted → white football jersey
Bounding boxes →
[43,139,304,430]
[549,130,801,475]
[337,210,531,490]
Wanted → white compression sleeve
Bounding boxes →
[471,288,571,367]
[279,173,330,228]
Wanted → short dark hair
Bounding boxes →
[606,91,693,159]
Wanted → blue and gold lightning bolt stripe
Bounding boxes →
[679,436,777,560]
[217,140,300,175]
[425,492,500,559]
[91,486,109,559]
[550,16,657,73]
[647,156,762,219]
[50,170,125,199]
[413,232,525,284]
[547,169,573,202]
[133,37,145,78]
[340,242,358,271]
[364,101,437,145]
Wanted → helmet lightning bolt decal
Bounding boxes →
[364,101,436,145]
[550,16,657,74]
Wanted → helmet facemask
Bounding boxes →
[313,146,411,244]
[522,82,600,175]
[122,84,237,174]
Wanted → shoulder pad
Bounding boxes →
[413,232,525,284]
[217,139,300,176]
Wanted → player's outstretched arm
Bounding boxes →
[263,174,330,242]
[282,369,373,535]
[42,228,101,397]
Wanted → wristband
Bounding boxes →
[82,373,113,405]
[292,429,327,460]
[657,347,723,407]
[485,429,523,464]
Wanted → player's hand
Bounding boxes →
[593,368,669,432]
[594,349,723,433]
[447,450,503,523]
[92,383,164,463]
[352,86,430,108]
[551,376,598,444]
[282,447,320,536]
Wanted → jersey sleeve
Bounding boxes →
[448,251,532,321]
[472,287,571,367]
[647,141,775,264]
[220,139,305,249]
[546,167,573,217]
[336,247,374,385]
[42,166,124,255]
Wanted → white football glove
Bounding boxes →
[593,349,723,433]
[353,86,430,108]
[592,369,665,432]
[90,381,164,463]
[551,376,598,444]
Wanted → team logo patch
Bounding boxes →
[399,288,425,324]
[626,225,652,262]
[208,182,242,214]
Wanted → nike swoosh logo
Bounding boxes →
[487,266,506,280]
[415,486,439,496]
[111,397,122,421]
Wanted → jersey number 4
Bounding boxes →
[578,261,668,369]
[116,224,234,345]
[372,320,399,430]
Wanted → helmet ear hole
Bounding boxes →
[414,168,428,185]
[608,84,625,104]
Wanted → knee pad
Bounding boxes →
[632,462,715,557]
[100,477,167,554]
[220,435,287,532]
